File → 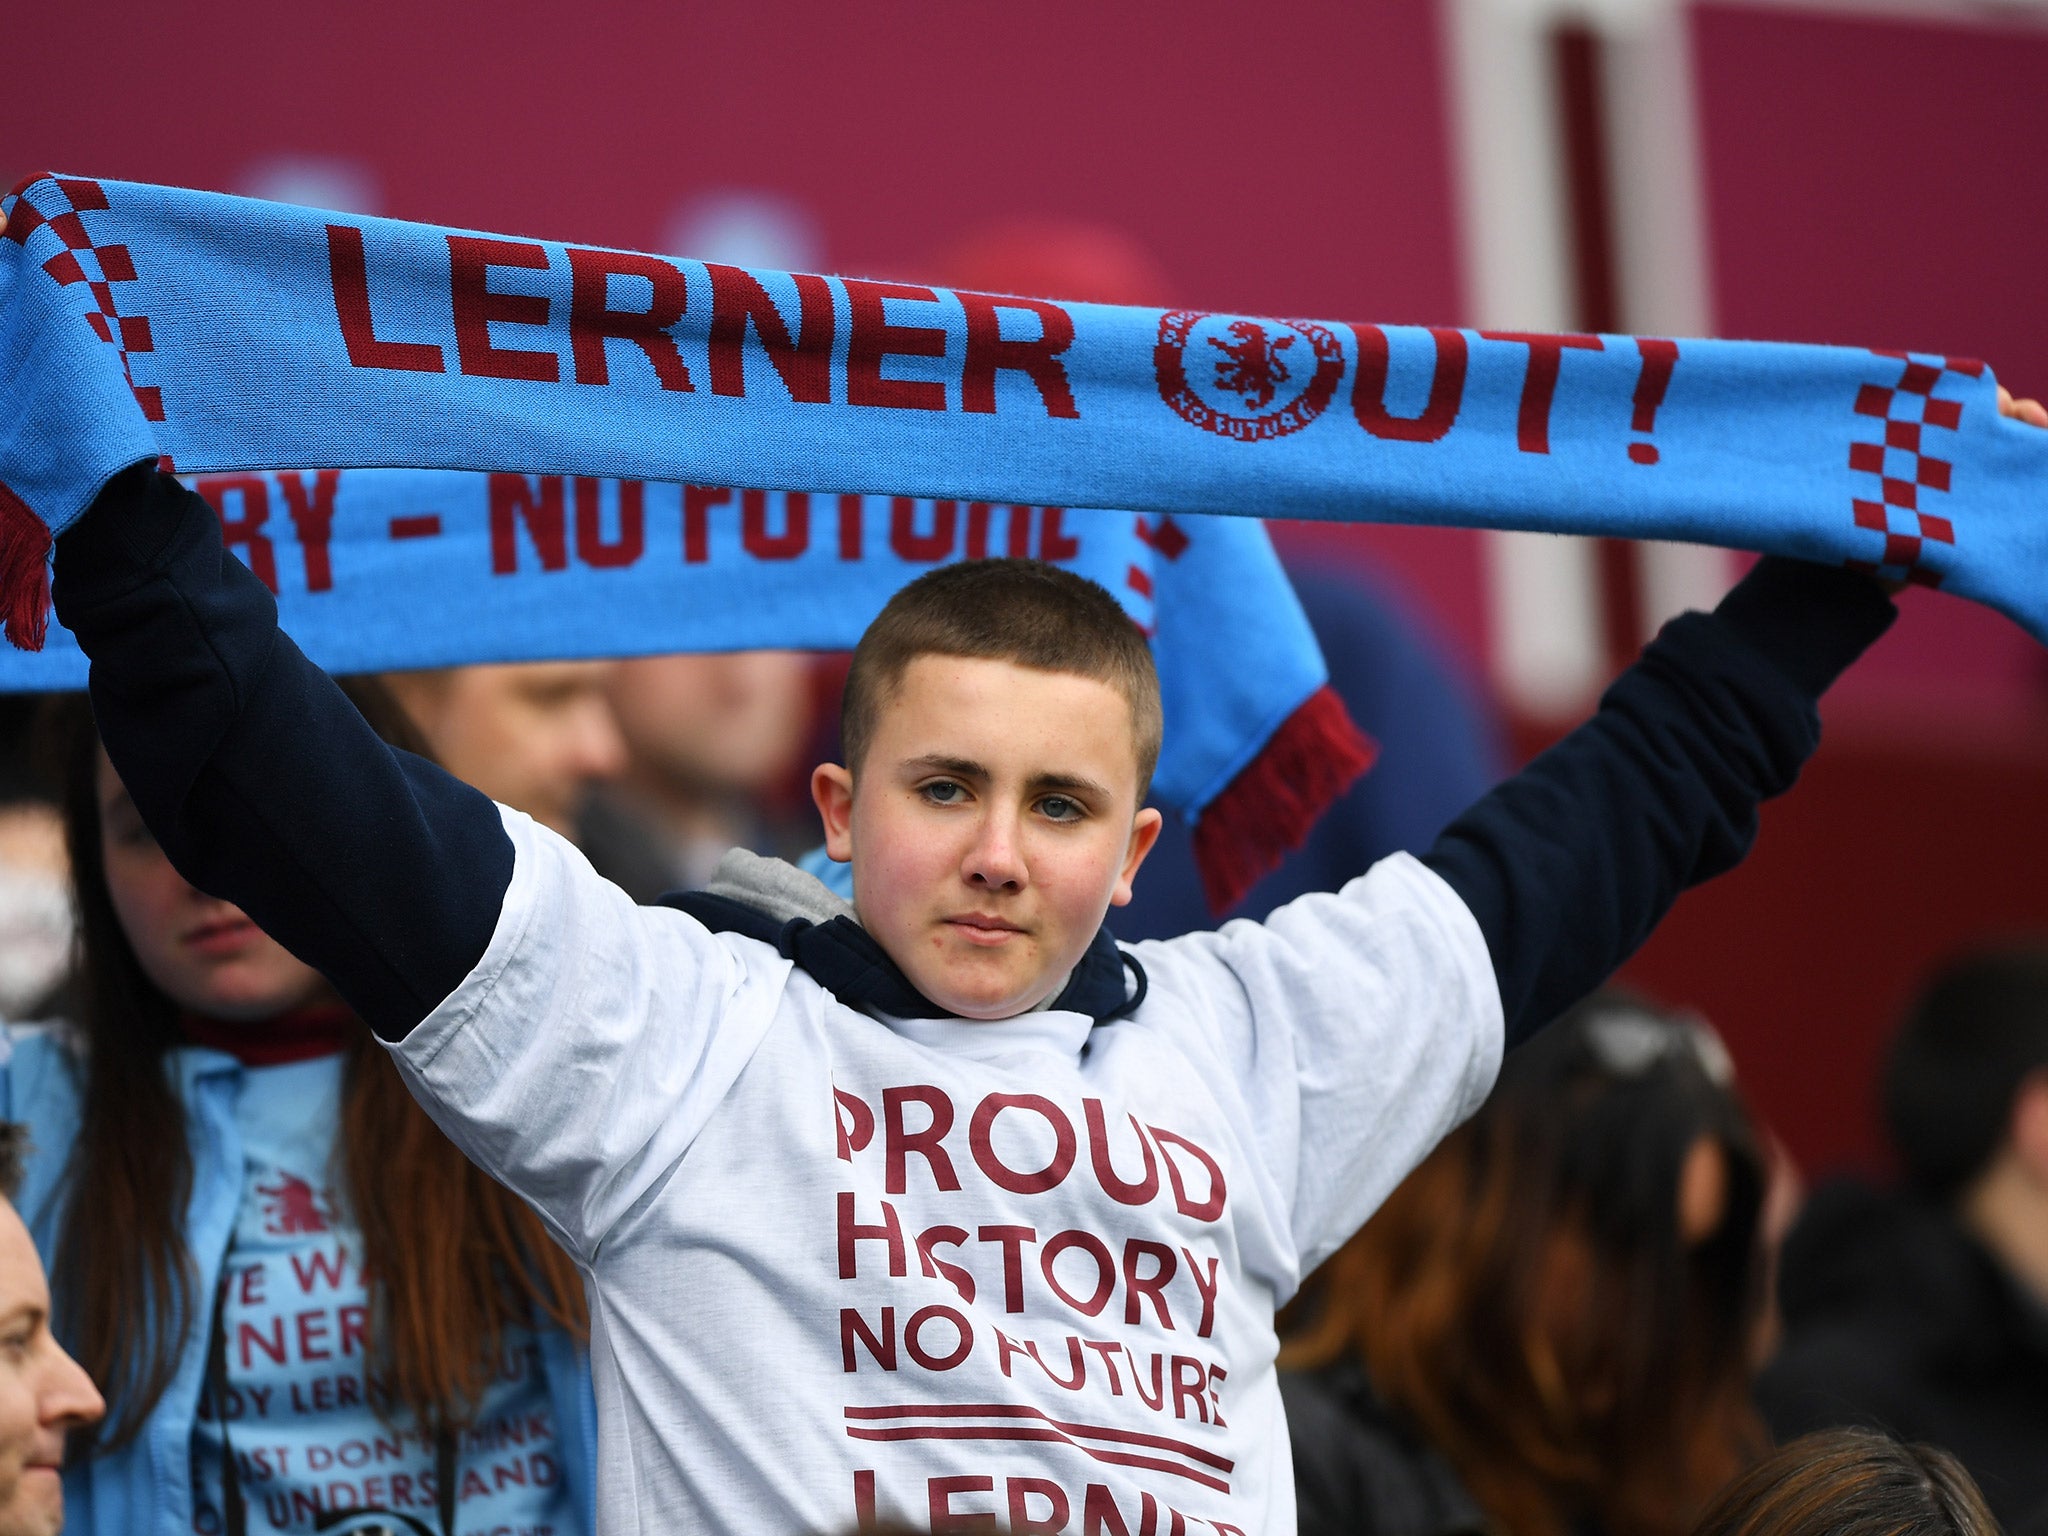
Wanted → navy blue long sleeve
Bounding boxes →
[53,465,511,1040]
[1422,556,1895,1046]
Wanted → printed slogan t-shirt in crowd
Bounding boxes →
[192,1054,577,1536]
[389,814,1504,1535]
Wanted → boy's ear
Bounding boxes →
[1109,807,1164,908]
[812,763,856,862]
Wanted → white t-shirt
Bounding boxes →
[387,809,1502,1535]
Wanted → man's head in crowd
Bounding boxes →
[383,662,628,837]
[810,560,1162,1021]
[1883,943,2048,1301]
[0,1124,104,1535]
[607,651,814,807]
[603,650,816,885]
[1689,1428,1995,1536]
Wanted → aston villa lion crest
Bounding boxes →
[1153,310,1344,441]
[256,1170,335,1235]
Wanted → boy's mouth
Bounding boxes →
[946,913,1029,946]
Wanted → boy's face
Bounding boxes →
[813,655,1161,1021]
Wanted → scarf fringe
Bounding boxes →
[1193,684,1377,915]
[0,480,52,652]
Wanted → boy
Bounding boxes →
[40,257,2045,1523]
[44,465,1861,1535]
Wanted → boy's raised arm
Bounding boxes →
[1424,394,2044,1047]
[1420,553,1896,1047]
[52,463,513,1038]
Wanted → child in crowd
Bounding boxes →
[24,181,2042,1524]
[1280,993,1772,1536]
[3,688,596,1536]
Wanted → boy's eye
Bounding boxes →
[920,780,967,806]
[1039,796,1084,823]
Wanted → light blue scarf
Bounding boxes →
[5,171,2042,899]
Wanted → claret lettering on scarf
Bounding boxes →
[325,225,1080,419]
[1155,309,1684,461]
[322,223,1683,459]
[188,472,1090,601]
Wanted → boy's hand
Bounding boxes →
[2000,385,2048,428]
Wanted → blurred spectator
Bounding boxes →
[0,701,69,1025]
[0,1121,104,1536]
[581,651,819,901]
[0,805,67,1026]
[1759,944,2048,1536]
[1689,1429,1995,1536]
[926,220,1504,940]
[6,687,594,1536]
[1115,558,1503,939]
[1280,994,1770,1536]
[382,661,626,838]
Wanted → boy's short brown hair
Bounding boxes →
[841,560,1162,794]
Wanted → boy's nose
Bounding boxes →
[963,813,1027,891]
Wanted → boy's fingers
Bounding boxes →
[1997,385,2048,429]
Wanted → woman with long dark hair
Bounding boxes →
[3,685,593,1536]
[1281,993,1774,1536]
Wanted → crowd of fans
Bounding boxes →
[0,561,2038,1534]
